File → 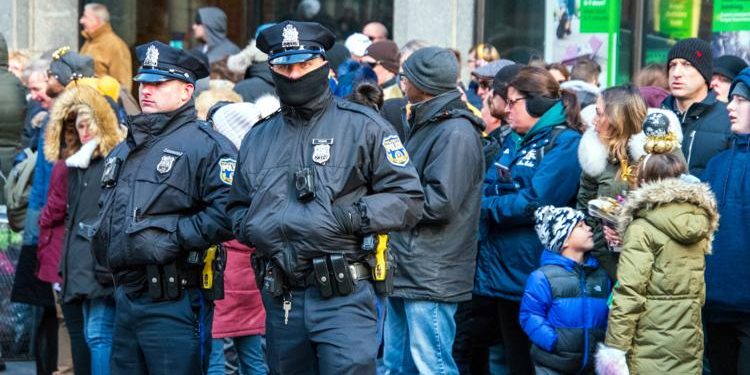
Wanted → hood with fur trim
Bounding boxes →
[44,85,126,163]
[617,177,719,253]
[578,108,684,177]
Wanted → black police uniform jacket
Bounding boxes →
[227,89,425,281]
[93,101,236,292]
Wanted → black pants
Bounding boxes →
[706,321,750,375]
[496,298,533,375]
[34,306,57,375]
[61,300,91,375]
[453,295,501,374]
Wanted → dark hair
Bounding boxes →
[509,66,584,132]
[348,81,384,110]
[570,58,601,83]
[546,63,570,81]
[637,152,686,183]
[635,63,669,90]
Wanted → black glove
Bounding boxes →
[332,204,362,235]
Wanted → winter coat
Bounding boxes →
[520,251,610,374]
[475,101,582,300]
[28,116,53,212]
[381,97,408,142]
[0,34,27,205]
[212,240,265,338]
[192,7,240,64]
[701,134,750,323]
[390,90,484,303]
[561,80,600,109]
[36,161,67,284]
[234,63,275,103]
[661,91,731,177]
[227,88,424,281]
[93,100,235,293]
[576,120,685,279]
[80,23,133,92]
[605,178,719,375]
[44,85,126,302]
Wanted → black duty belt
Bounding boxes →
[303,262,371,287]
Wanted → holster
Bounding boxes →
[262,262,286,297]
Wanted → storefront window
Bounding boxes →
[482,0,546,64]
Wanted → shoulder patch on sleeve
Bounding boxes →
[219,158,236,185]
[382,135,409,167]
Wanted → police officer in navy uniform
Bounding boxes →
[92,41,236,375]
[226,21,425,374]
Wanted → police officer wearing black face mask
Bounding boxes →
[92,41,236,375]
[226,21,425,374]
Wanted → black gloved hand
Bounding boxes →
[332,204,362,235]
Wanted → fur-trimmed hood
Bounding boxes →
[618,177,719,253]
[578,108,684,177]
[44,84,126,163]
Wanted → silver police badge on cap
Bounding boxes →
[281,24,300,48]
[156,154,176,174]
[312,139,333,165]
[144,45,159,68]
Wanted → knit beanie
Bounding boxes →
[667,38,712,84]
[534,206,585,253]
[50,47,95,86]
[402,47,458,96]
[729,67,750,100]
[713,55,748,81]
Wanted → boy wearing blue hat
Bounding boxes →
[701,67,750,375]
[94,40,236,375]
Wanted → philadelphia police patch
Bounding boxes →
[219,158,236,185]
[382,135,409,167]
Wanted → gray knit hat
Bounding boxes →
[49,47,95,86]
[402,47,458,96]
[534,206,585,253]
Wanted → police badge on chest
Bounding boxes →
[312,138,333,165]
[156,148,183,175]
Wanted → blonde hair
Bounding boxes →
[600,85,647,163]
[195,88,242,120]
[470,43,500,62]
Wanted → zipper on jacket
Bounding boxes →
[687,130,697,169]
[579,267,589,373]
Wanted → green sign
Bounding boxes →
[580,0,610,33]
[714,0,750,32]
[659,0,698,39]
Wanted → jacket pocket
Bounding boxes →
[125,215,181,265]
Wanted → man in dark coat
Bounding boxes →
[227,21,424,374]
[191,7,240,64]
[661,38,732,177]
[93,41,235,375]
[384,46,484,375]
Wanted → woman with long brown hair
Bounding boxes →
[577,84,684,279]
[475,66,584,374]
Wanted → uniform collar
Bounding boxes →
[127,101,197,148]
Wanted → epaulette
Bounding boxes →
[334,98,391,128]
[196,120,236,151]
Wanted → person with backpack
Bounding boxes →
[474,66,584,374]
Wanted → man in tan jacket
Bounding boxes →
[79,3,132,92]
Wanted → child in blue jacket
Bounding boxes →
[520,206,611,375]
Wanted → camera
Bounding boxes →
[294,167,315,202]
[101,157,122,188]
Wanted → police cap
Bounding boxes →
[133,41,209,84]
[257,21,335,65]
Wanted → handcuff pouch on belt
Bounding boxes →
[146,244,226,301]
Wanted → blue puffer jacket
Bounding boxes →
[29,118,53,210]
[474,102,582,300]
[701,133,750,323]
[520,251,610,374]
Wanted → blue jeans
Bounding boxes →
[83,296,115,375]
[383,297,459,375]
[21,207,40,245]
[207,336,267,375]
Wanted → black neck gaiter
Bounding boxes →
[271,63,331,108]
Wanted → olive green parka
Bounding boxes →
[605,177,719,375]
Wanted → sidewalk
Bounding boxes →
[4,360,35,374]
